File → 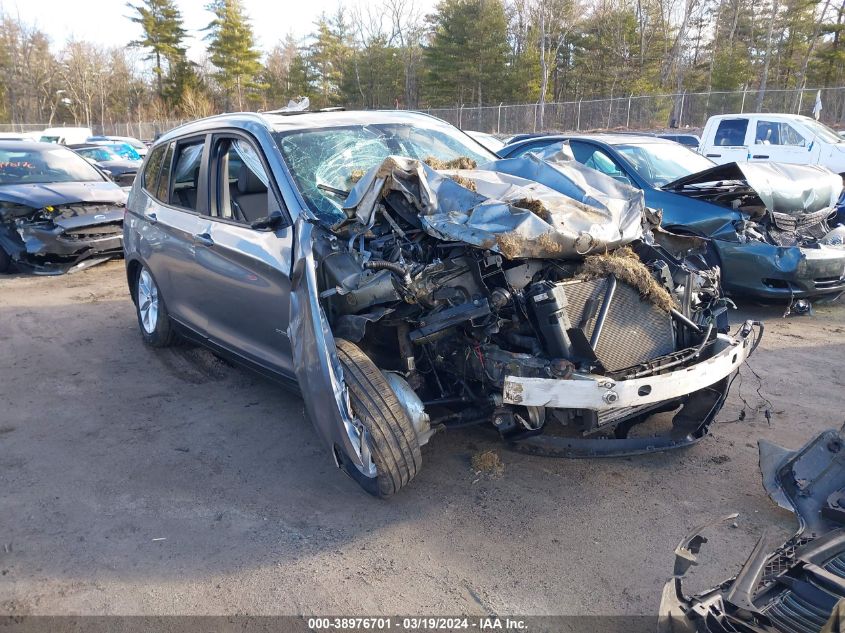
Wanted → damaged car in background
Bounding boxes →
[500,135,845,302]
[124,111,761,497]
[661,426,845,633]
[0,141,126,274]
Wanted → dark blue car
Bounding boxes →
[501,134,845,299]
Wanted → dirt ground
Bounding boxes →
[1,260,844,617]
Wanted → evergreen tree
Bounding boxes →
[127,0,187,99]
[424,0,511,107]
[308,10,354,107]
[205,0,264,110]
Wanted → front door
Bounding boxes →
[193,133,295,377]
[749,118,815,164]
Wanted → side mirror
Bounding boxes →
[250,209,284,231]
[94,165,114,181]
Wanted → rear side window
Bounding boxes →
[155,142,174,203]
[569,141,622,176]
[142,145,165,193]
[511,141,553,157]
[714,119,748,146]
[171,140,204,212]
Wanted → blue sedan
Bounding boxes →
[501,134,845,299]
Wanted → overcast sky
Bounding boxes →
[3,0,439,60]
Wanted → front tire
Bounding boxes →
[335,338,422,497]
[135,266,176,347]
[0,246,11,274]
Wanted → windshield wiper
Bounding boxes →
[317,183,351,198]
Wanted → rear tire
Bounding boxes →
[135,266,176,347]
[335,338,422,497]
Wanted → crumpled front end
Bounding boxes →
[0,202,124,274]
[307,149,758,459]
[660,426,845,633]
[664,162,845,298]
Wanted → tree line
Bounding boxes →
[1,0,843,130]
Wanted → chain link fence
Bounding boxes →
[0,120,187,140]
[3,87,845,140]
[425,87,845,135]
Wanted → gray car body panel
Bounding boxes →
[124,111,753,486]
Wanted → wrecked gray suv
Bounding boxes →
[124,111,760,496]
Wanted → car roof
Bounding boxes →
[68,144,101,149]
[507,133,676,147]
[155,109,455,146]
[708,113,814,121]
[659,133,700,139]
[0,140,75,151]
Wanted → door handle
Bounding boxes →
[194,232,214,247]
[705,153,721,158]
[752,154,769,159]
[146,212,158,224]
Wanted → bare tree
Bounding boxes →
[385,0,424,109]
[792,0,834,111]
[535,0,575,129]
[754,0,779,111]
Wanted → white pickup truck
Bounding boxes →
[699,113,845,177]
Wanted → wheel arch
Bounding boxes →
[125,257,143,304]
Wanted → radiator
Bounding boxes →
[560,277,675,372]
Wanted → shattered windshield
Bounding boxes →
[274,122,495,223]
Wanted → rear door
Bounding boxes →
[135,135,212,333]
[703,118,749,164]
[193,131,295,377]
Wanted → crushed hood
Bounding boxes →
[0,181,127,211]
[341,148,646,260]
[663,161,843,215]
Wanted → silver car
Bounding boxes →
[124,111,760,497]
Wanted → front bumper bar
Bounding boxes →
[502,321,758,410]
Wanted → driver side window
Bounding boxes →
[755,121,806,146]
[211,136,277,225]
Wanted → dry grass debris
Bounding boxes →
[579,246,676,312]
[471,450,504,478]
[537,231,562,255]
[348,168,366,184]
[512,197,551,222]
[449,174,478,191]
[496,233,522,259]
[424,156,478,170]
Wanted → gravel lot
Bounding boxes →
[1,261,844,617]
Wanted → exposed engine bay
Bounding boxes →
[664,161,845,249]
[311,151,761,456]
[0,201,124,274]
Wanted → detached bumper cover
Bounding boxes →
[660,427,845,633]
[502,321,757,410]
